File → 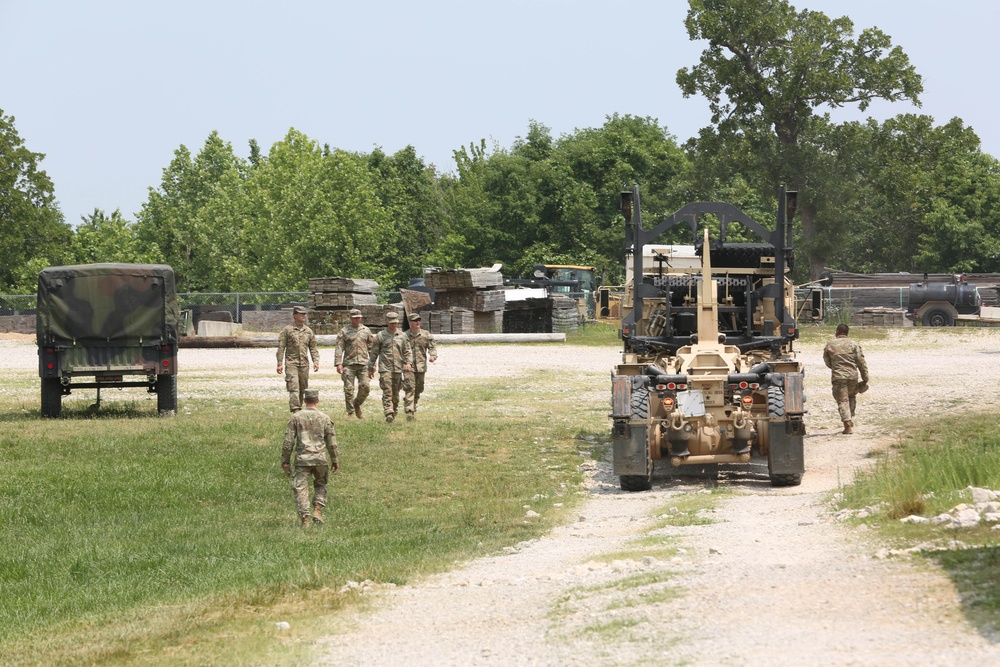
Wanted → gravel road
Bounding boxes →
[311,328,1000,666]
[4,329,1000,665]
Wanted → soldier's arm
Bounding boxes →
[281,419,296,467]
[822,345,832,369]
[309,331,319,366]
[276,329,287,366]
[855,345,870,383]
[326,421,339,471]
[428,334,438,362]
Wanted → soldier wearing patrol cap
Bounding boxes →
[281,388,338,527]
[276,305,319,413]
[403,312,437,420]
[335,308,376,419]
[369,311,412,423]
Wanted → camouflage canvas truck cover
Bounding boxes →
[37,263,180,417]
[610,185,805,491]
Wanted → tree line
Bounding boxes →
[3,0,999,294]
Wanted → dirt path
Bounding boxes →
[313,329,1000,666]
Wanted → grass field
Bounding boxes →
[0,347,611,666]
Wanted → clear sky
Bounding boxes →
[2,0,998,227]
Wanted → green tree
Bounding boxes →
[70,208,149,264]
[135,131,247,291]
[676,0,923,277]
[0,108,71,291]
[367,146,449,285]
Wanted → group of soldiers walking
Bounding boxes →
[276,306,437,526]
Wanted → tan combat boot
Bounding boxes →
[842,420,854,435]
[299,514,310,528]
[311,504,324,526]
[354,400,363,419]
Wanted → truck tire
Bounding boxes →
[920,306,955,327]
[620,387,653,492]
[41,378,62,418]
[157,375,177,415]
[767,385,802,487]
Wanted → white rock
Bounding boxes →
[968,486,997,504]
[900,515,930,524]
[931,513,953,525]
[275,621,290,631]
[985,513,1000,524]
[525,510,540,518]
[952,508,982,529]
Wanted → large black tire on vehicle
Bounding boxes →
[41,378,62,418]
[920,306,955,327]
[620,386,653,492]
[767,385,802,487]
[157,375,178,415]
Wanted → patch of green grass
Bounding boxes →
[837,410,1000,638]
[0,367,608,666]
[581,616,641,637]
[840,411,1000,520]
[565,321,620,347]
[648,489,729,528]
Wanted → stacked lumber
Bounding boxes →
[306,276,383,333]
[428,310,452,335]
[474,311,503,333]
[851,307,908,327]
[308,277,378,293]
[434,289,505,312]
[424,266,503,289]
[309,292,377,308]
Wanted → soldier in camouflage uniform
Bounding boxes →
[823,324,870,434]
[369,312,412,423]
[335,308,376,419]
[403,312,437,420]
[276,306,320,413]
[281,389,338,527]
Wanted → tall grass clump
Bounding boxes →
[840,413,1000,518]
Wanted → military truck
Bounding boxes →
[609,186,805,491]
[37,264,180,417]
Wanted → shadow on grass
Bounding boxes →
[922,545,1000,642]
[0,401,160,422]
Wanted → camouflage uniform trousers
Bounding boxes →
[403,371,427,414]
[284,363,310,413]
[831,378,859,422]
[291,464,330,518]
[342,363,371,414]
[379,371,412,418]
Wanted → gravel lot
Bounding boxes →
[5,329,1000,665]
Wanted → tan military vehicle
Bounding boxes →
[37,264,180,417]
[610,186,805,491]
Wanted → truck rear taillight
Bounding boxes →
[162,345,172,353]
[662,396,675,409]
[655,382,687,391]
[741,394,754,406]
[729,381,760,390]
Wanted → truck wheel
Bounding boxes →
[767,386,802,487]
[41,378,62,418]
[920,306,954,327]
[620,387,653,492]
[157,375,177,415]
